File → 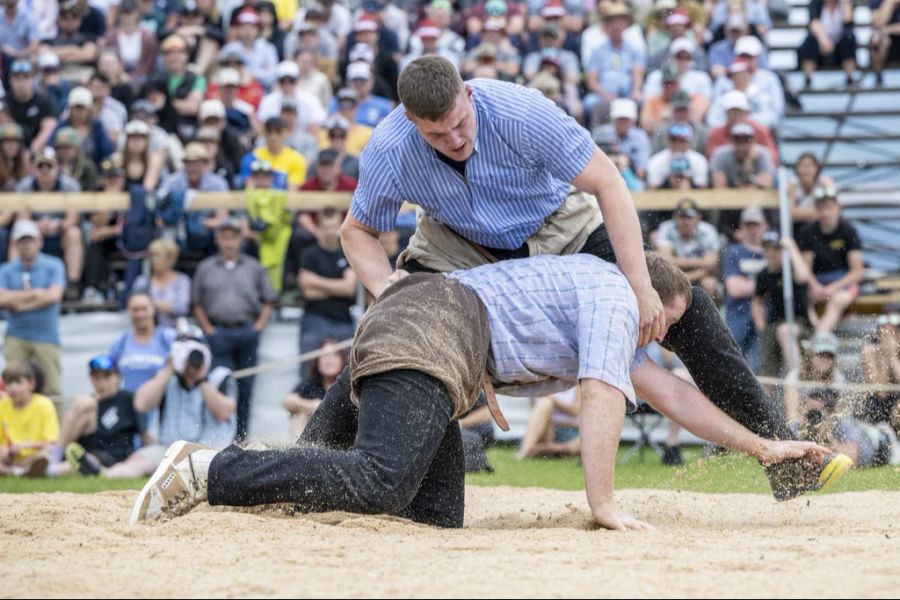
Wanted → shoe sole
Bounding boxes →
[818,453,853,492]
[129,441,207,526]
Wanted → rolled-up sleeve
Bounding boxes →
[350,140,406,232]
[521,87,596,184]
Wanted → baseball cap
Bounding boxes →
[483,16,506,32]
[181,0,200,14]
[807,331,839,355]
[592,127,619,150]
[486,0,507,15]
[735,35,763,57]
[722,90,750,112]
[35,147,57,166]
[125,119,151,136]
[183,142,210,162]
[216,67,241,87]
[730,123,755,138]
[665,8,691,26]
[349,43,375,64]
[671,90,691,109]
[541,0,566,18]
[655,0,677,10]
[610,98,638,121]
[668,122,693,140]
[58,0,78,14]
[12,220,40,242]
[199,99,226,121]
[234,7,261,25]
[604,2,632,20]
[0,123,24,142]
[336,87,358,103]
[416,19,442,39]
[68,86,94,108]
[296,20,317,33]
[217,217,243,232]
[325,114,351,131]
[276,60,300,80]
[347,61,372,81]
[88,354,118,374]
[354,13,379,32]
[131,99,157,117]
[674,198,700,218]
[739,206,766,225]
[728,57,752,76]
[761,231,781,247]
[668,37,695,57]
[53,127,81,147]
[219,45,246,64]
[38,52,60,70]
[669,153,691,175]
[540,23,561,39]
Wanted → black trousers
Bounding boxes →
[208,369,466,528]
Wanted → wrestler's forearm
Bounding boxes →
[632,361,769,459]
[340,213,395,297]
[578,379,625,518]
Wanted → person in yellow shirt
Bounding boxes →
[0,362,59,477]
[251,117,308,190]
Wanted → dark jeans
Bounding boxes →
[82,237,119,292]
[208,324,260,442]
[208,368,466,528]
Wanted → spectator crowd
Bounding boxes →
[0,0,898,477]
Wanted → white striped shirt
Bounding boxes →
[351,78,597,250]
[448,255,644,408]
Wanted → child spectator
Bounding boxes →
[0,362,58,477]
[282,339,349,440]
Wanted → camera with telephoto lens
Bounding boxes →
[187,349,206,369]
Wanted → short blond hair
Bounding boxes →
[148,238,180,261]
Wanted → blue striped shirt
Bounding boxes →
[351,78,597,250]
[448,255,644,408]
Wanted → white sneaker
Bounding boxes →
[129,441,217,525]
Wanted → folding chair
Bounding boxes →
[619,401,666,464]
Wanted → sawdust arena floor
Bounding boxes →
[2,486,898,598]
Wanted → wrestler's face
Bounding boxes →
[654,294,688,344]
[407,85,477,161]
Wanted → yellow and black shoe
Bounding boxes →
[766,453,853,501]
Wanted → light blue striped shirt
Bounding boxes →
[448,255,644,408]
[351,78,597,250]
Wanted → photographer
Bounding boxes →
[134,329,237,447]
[801,389,900,468]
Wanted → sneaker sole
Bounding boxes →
[818,453,853,492]
[129,441,207,526]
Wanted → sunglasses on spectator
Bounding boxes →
[222,60,243,67]
[37,162,55,171]
[814,186,837,199]
[328,131,347,139]
[279,77,297,84]
[89,355,116,373]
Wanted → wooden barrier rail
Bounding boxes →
[0,188,780,213]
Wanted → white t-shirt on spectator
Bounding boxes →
[655,219,722,258]
[706,82,779,128]
[642,68,713,101]
[646,148,710,188]
[580,22,646,66]
[712,69,784,119]
[257,89,327,132]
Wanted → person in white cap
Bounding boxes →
[343,61,394,128]
[708,13,770,79]
[712,35,784,120]
[591,98,650,178]
[53,86,115,166]
[0,219,66,408]
[220,8,278,89]
[711,122,775,190]
[706,86,779,161]
[706,60,777,129]
[646,8,707,71]
[642,37,712,102]
[35,52,69,118]
[401,18,464,71]
[708,0,772,39]
[256,60,327,133]
[207,66,256,135]
[580,0,646,67]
